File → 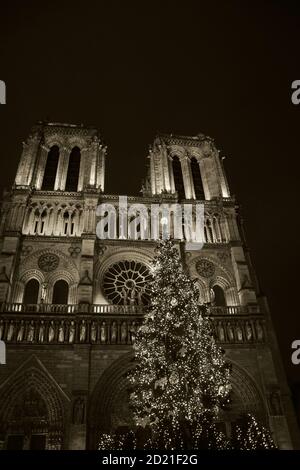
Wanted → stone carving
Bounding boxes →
[17,320,25,342]
[69,321,75,343]
[226,322,234,342]
[111,321,117,343]
[38,321,45,343]
[98,245,107,257]
[121,321,127,344]
[27,321,35,342]
[255,320,264,341]
[196,259,215,278]
[58,321,65,343]
[217,321,225,342]
[79,270,92,285]
[38,253,59,272]
[41,282,48,302]
[269,390,283,416]
[236,323,243,342]
[68,246,81,258]
[21,245,33,257]
[245,321,253,341]
[48,321,55,342]
[73,397,85,425]
[100,321,107,343]
[0,315,266,345]
[217,251,229,263]
[79,320,86,342]
[91,321,97,342]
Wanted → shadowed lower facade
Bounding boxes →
[0,122,299,449]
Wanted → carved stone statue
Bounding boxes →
[100,321,106,343]
[73,397,85,425]
[48,321,55,342]
[129,287,137,306]
[41,282,48,302]
[218,321,225,342]
[17,320,25,342]
[91,321,97,342]
[121,288,128,305]
[137,289,143,306]
[120,321,127,344]
[69,321,75,343]
[79,320,86,342]
[269,390,282,416]
[27,321,35,342]
[111,321,117,343]
[256,320,264,341]
[226,322,234,342]
[245,321,253,341]
[236,323,243,342]
[38,321,45,343]
[58,321,65,343]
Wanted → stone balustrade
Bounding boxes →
[0,303,259,315]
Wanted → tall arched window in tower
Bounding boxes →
[41,145,60,190]
[65,146,81,192]
[190,157,205,200]
[211,285,226,307]
[23,279,40,304]
[52,280,69,304]
[172,156,185,199]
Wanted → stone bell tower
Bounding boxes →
[0,122,106,305]
[142,132,300,449]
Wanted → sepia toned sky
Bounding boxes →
[0,0,299,385]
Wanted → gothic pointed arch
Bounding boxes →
[0,355,68,449]
[88,352,135,449]
[65,146,81,192]
[224,361,267,423]
[190,156,205,200]
[52,279,69,304]
[172,155,185,199]
[23,278,40,304]
[41,145,60,190]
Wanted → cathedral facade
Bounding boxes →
[0,122,298,449]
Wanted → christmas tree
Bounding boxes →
[232,414,276,450]
[129,239,231,449]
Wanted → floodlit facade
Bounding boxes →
[0,122,298,449]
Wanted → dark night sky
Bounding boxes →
[0,1,299,385]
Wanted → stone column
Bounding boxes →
[180,155,193,199]
[96,146,106,191]
[15,132,40,187]
[56,147,69,190]
[199,159,211,200]
[35,145,49,190]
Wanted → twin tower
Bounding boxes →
[0,122,298,449]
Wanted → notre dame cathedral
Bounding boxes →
[0,121,299,450]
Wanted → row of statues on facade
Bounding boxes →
[215,319,264,342]
[0,319,138,344]
[0,318,263,344]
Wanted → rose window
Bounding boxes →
[103,260,152,305]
